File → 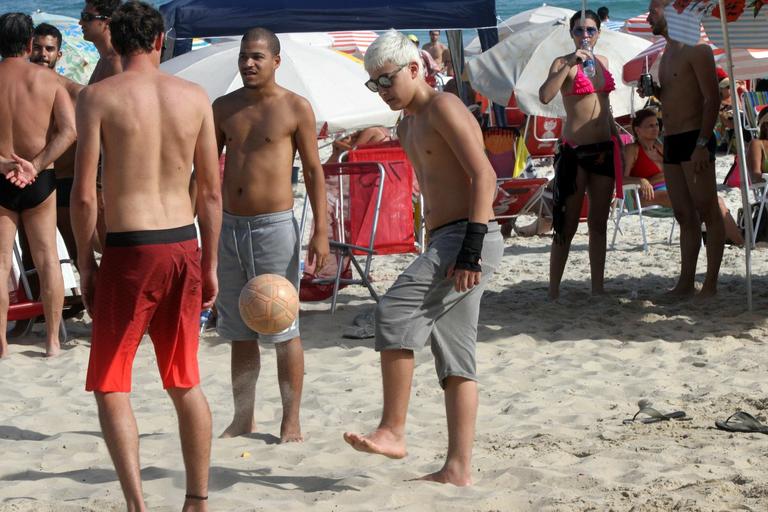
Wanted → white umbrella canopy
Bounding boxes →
[466,21,651,118]
[464,5,576,56]
[159,38,400,134]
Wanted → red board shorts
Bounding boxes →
[85,224,202,393]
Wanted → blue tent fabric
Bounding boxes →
[161,0,497,39]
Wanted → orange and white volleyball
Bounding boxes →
[238,274,299,335]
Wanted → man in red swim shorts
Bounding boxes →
[71,2,222,510]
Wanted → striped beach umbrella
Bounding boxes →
[328,31,378,58]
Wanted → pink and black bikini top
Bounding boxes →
[565,63,616,96]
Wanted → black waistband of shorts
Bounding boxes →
[105,224,197,247]
[664,129,699,141]
[429,218,469,236]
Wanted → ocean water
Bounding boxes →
[2,1,649,28]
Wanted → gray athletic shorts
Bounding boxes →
[375,220,503,387]
[216,209,300,343]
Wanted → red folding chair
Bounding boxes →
[503,93,526,129]
[299,162,386,313]
[524,115,562,160]
[483,127,518,180]
[493,177,550,225]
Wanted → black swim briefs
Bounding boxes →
[56,177,74,208]
[663,130,717,166]
[0,169,56,213]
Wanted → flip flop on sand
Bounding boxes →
[622,400,688,425]
[715,411,768,434]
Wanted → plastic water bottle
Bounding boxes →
[581,38,596,78]
[199,309,212,334]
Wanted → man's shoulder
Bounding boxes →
[161,73,208,98]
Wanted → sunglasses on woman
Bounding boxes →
[80,11,109,22]
[364,65,406,93]
[572,26,598,37]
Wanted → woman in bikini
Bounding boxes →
[539,9,621,300]
[624,109,743,245]
[746,108,768,184]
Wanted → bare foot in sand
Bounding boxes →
[182,496,208,512]
[414,465,472,487]
[343,428,407,459]
[45,341,61,358]
[665,283,695,299]
[280,419,303,443]
[219,416,257,438]
[0,341,9,359]
[695,285,717,301]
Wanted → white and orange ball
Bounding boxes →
[238,274,299,335]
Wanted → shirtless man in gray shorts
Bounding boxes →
[343,30,503,486]
[213,27,329,442]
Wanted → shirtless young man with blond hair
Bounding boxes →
[213,27,329,443]
[72,2,221,509]
[343,30,503,486]
[646,0,723,298]
[0,13,76,358]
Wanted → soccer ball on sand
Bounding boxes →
[238,274,299,335]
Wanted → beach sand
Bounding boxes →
[3,155,768,511]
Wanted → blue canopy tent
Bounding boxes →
[160,0,498,107]
[160,0,497,40]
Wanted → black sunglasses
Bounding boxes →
[572,26,598,37]
[364,65,406,93]
[80,11,109,22]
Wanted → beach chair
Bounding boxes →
[741,91,768,138]
[483,127,519,179]
[299,162,391,313]
[523,115,562,161]
[7,230,77,340]
[610,184,676,253]
[492,178,550,226]
[346,143,425,252]
[503,93,526,129]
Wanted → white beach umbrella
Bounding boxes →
[466,21,651,118]
[160,38,400,134]
[464,5,575,56]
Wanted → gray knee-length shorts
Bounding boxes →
[375,220,503,387]
[216,209,300,343]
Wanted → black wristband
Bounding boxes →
[454,222,487,272]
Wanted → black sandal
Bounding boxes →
[185,494,208,501]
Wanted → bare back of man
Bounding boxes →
[0,44,75,358]
[651,0,722,298]
[72,5,221,509]
[81,72,204,231]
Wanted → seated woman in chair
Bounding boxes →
[624,109,743,245]
[746,108,768,184]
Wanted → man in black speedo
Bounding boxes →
[0,13,76,358]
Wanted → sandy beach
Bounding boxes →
[3,154,768,511]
